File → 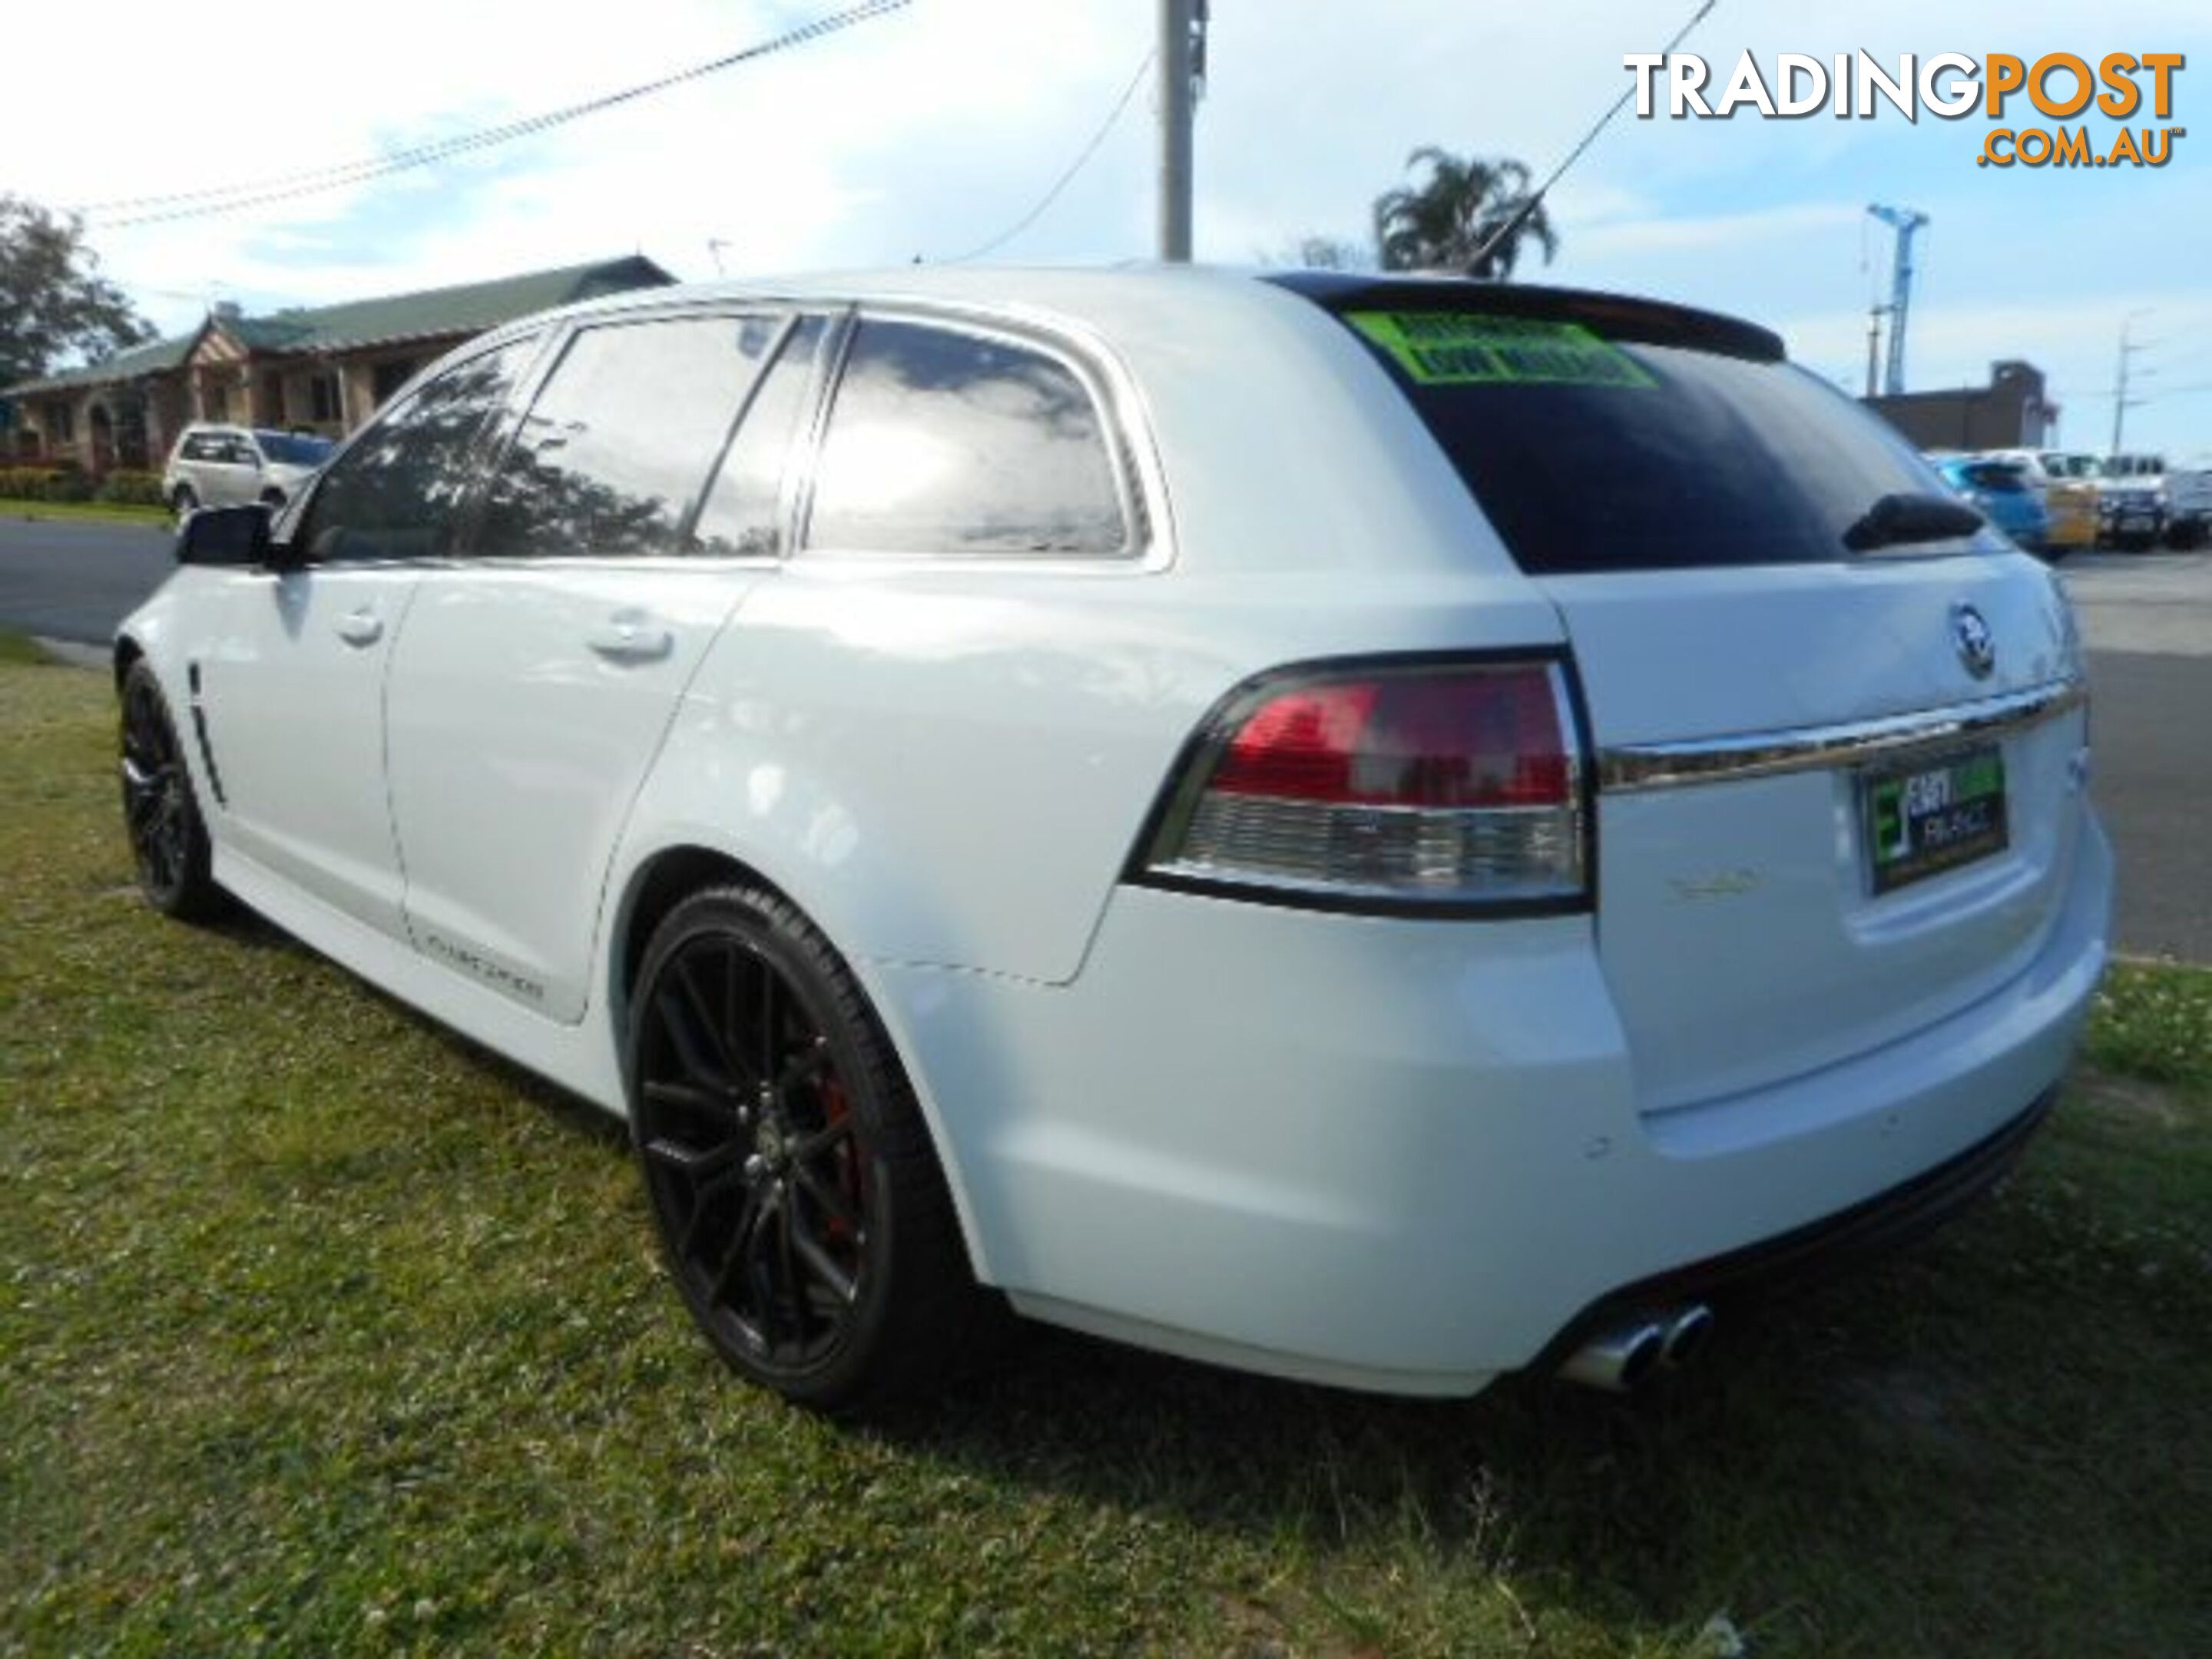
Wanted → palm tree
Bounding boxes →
[1372,150,1558,281]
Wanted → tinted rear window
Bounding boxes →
[1336,307,1955,574]
[1958,462,2028,492]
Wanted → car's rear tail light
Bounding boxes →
[1137,658,1588,912]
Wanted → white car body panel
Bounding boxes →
[1540,559,2087,1111]
[629,563,1563,986]
[115,266,2112,1395]
[202,566,420,939]
[384,561,766,1022]
[869,814,2105,1391]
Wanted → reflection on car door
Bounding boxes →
[384,310,830,1022]
[203,338,541,940]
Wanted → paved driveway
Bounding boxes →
[2061,551,2212,962]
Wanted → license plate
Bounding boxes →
[1863,744,2008,894]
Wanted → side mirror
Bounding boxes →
[175,503,272,568]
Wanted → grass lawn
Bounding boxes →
[3,643,2207,1657]
[0,497,172,529]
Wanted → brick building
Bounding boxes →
[1864,359,2058,452]
[2,255,674,477]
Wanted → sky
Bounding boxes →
[12,0,2210,454]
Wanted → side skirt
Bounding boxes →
[211,846,628,1118]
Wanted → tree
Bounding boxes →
[0,195,153,388]
[1372,149,1558,281]
[1258,234,1373,273]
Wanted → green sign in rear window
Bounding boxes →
[1346,311,1657,390]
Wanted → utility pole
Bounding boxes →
[1864,303,1889,399]
[1157,0,1197,262]
[2111,310,2153,455]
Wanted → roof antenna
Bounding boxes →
[1469,0,1717,276]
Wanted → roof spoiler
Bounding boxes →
[1264,272,1786,366]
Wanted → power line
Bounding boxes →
[1469,0,1717,273]
[78,0,909,230]
[942,49,1157,264]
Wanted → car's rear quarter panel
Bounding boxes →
[620,567,1562,988]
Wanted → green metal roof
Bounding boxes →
[5,330,196,396]
[3,255,674,398]
[232,255,674,356]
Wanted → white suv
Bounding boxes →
[115,269,2110,1409]
[161,423,335,517]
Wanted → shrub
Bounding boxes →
[0,465,116,504]
[0,466,65,501]
[95,469,167,506]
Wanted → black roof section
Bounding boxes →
[1265,271,1787,366]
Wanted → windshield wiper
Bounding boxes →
[1842,492,1985,553]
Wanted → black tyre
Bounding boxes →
[171,484,199,525]
[259,488,286,511]
[627,885,991,1410]
[118,659,227,921]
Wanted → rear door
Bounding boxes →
[1327,297,2093,1113]
[382,308,833,1023]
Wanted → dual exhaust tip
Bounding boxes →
[1558,1303,1714,1393]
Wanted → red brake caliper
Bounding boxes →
[818,1075,861,1249]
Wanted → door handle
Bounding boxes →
[336,608,383,647]
[585,616,674,663]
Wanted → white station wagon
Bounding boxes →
[115,268,2111,1409]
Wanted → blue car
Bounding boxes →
[1936,457,2050,555]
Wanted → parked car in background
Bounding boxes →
[1979,449,2095,555]
[1936,455,2051,555]
[2159,455,2212,549]
[114,269,2108,1409]
[2096,452,2170,550]
[161,424,336,519]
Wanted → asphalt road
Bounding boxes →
[0,517,2204,961]
[0,515,171,644]
[2058,551,2212,963]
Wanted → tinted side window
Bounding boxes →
[692,317,826,559]
[180,433,220,462]
[302,339,535,565]
[476,313,783,560]
[805,320,1127,556]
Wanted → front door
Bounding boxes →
[199,335,545,941]
[204,565,419,936]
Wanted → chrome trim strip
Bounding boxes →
[1598,677,2088,793]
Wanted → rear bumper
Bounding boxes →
[1534,1084,2054,1373]
[872,813,2111,1396]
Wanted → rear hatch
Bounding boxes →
[1301,280,2091,1114]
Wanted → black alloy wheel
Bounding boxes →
[628,886,990,1410]
[118,660,224,920]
